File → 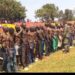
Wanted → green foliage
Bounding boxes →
[58,10,64,20]
[35,3,75,21]
[63,9,74,21]
[0,0,26,21]
[35,3,59,21]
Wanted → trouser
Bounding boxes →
[39,40,44,59]
[69,35,73,46]
[0,47,3,57]
[41,40,45,55]
[64,44,70,53]
[21,46,26,67]
[63,37,70,52]
[45,40,51,56]
[2,53,8,71]
[36,47,42,59]
[35,42,42,59]
[21,45,30,68]
[19,46,22,65]
[72,35,75,46]
[29,49,35,64]
[39,40,44,57]
[7,48,17,73]
[45,42,50,56]
[16,55,20,65]
[2,47,8,71]
[49,40,52,52]
[16,46,22,66]
[7,57,14,72]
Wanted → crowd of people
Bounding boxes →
[0,22,75,72]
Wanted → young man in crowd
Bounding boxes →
[0,21,74,72]
[2,28,17,72]
[39,27,45,57]
[52,29,58,52]
[35,27,43,60]
[14,25,23,70]
[44,25,51,56]
[63,24,70,53]
[21,27,30,70]
[28,28,35,64]
[1,28,9,72]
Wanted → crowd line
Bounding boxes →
[0,22,75,72]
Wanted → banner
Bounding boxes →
[1,24,16,30]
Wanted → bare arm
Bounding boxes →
[15,27,23,36]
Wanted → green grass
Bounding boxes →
[20,47,75,73]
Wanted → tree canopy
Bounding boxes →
[35,3,75,22]
[0,0,26,21]
[58,10,64,20]
[63,9,74,21]
[35,3,59,21]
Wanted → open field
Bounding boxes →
[20,47,75,73]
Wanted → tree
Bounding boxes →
[63,9,73,21]
[72,9,75,20]
[35,3,59,21]
[0,0,26,21]
[58,10,64,20]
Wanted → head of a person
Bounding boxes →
[3,27,9,33]
[15,25,20,32]
[8,28,14,35]
[26,28,29,33]
[21,23,26,30]
[30,27,35,32]
[36,27,40,31]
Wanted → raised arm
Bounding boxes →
[15,27,23,36]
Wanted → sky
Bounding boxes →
[18,0,75,21]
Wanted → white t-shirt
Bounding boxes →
[15,45,19,55]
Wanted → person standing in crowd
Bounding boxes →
[2,28,16,72]
[69,25,74,47]
[72,25,75,46]
[39,27,45,57]
[57,29,63,49]
[52,29,58,52]
[0,21,74,72]
[35,27,43,60]
[28,28,35,64]
[44,25,51,56]
[0,32,3,59]
[21,27,30,70]
[1,28,9,72]
[48,27,53,53]
[34,27,40,60]
[63,24,70,53]
[14,25,23,70]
